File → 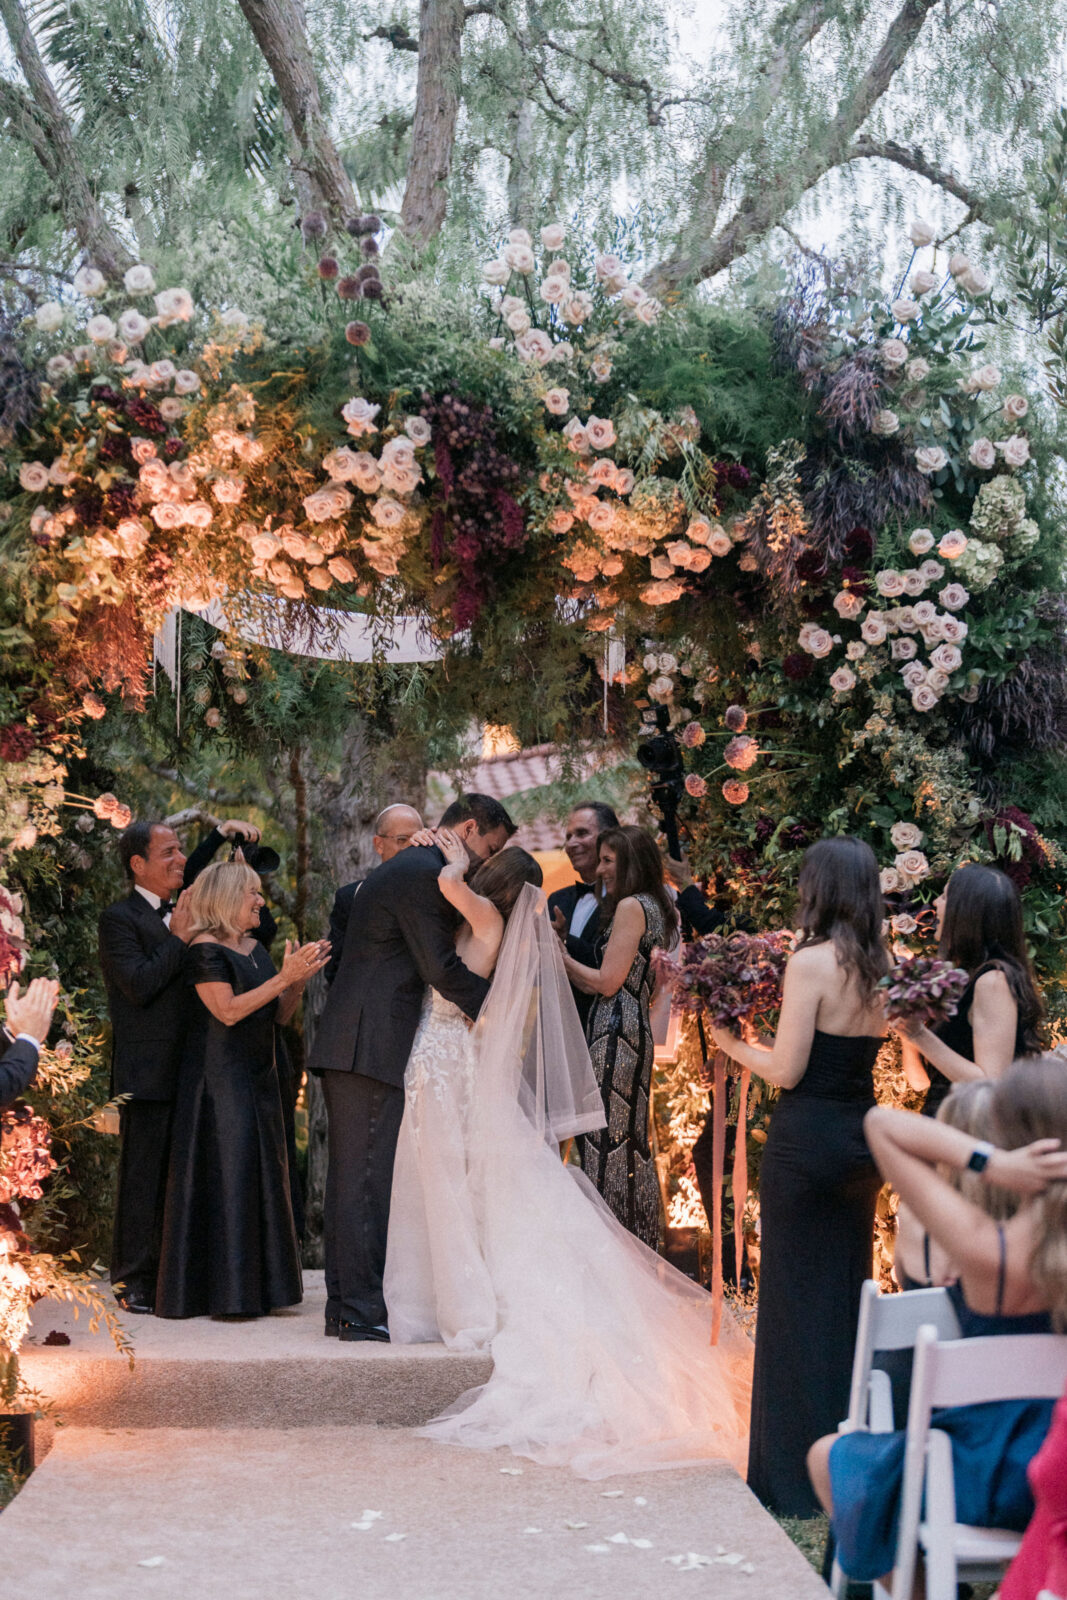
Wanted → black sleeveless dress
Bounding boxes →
[747,1029,884,1516]
[156,942,302,1318]
[922,960,1028,1118]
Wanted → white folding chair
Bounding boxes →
[829,1283,960,1598]
[879,1324,1067,1600]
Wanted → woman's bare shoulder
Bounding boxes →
[787,940,835,974]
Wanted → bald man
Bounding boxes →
[323,804,423,988]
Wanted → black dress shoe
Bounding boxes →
[324,1317,340,1338]
[115,1293,155,1315]
[338,1321,390,1343]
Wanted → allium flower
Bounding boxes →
[722,779,749,805]
[915,445,948,474]
[829,666,857,694]
[881,338,909,369]
[939,530,968,560]
[1002,394,1029,421]
[968,437,996,469]
[345,322,372,347]
[910,270,938,295]
[18,461,49,492]
[154,287,194,326]
[939,583,969,611]
[999,435,1031,467]
[891,298,920,322]
[680,721,706,748]
[342,396,381,437]
[684,773,708,797]
[724,735,759,770]
[908,528,935,556]
[86,314,117,344]
[74,265,108,297]
[906,358,931,384]
[35,301,64,333]
[543,387,569,416]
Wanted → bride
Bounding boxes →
[383,829,751,1478]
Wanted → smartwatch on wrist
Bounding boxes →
[966,1140,995,1175]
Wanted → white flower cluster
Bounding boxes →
[879,819,931,893]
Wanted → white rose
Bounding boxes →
[891,298,920,322]
[1002,394,1029,421]
[149,359,176,385]
[918,560,944,583]
[545,258,571,283]
[118,309,150,344]
[912,600,937,625]
[939,583,969,611]
[35,301,65,333]
[880,867,902,894]
[906,358,931,384]
[968,437,996,469]
[875,569,906,598]
[505,307,531,334]
[806,629,834,658]
[959,266,991,297]
[153,287,194,326]
[508,227,532,247]
[18,461,50,492]
[925,668,951,694]
[503,242,536,274]
[46,354,73,381]
[915,445,948,474]
[539,276,568,305]
[540,223,566,251]
[620,283,646,309]
[908,528,934,556]
[648,675,675,702]
[342,396,381,437]
[544,387,569,416]
[910,270,938,296]
[860,614,889,645]
[901,661,927,689]
[896,850,931,880]
[633,297,661,325]
[948,253,971,278]
[846,640,868,661]
[173,370,201,395]
[891,637,918,660]
[220,308,249,332]
[872,409,900,436]
[515,328,554,364]
[74,266,108,297]
[371,496,406,529]
[902,569,926,597]
[563,291,594,326]
[938,530,968,560]
[585,415,616,450]
[930,642,963,673]
[972,363,1001,392]
[482,260,510,286]
[911,684,940,712]
[707,529,733,557]
[86,314,116,344]
[890,821,923,850]
[999,435,1031,468]
[123,264,156,295]
[829,666,857,693]
[546,339,573,364]
[833,589,865,619]
[908,219,937,247]
[880,339,909,369]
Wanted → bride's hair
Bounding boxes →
[470,847,543,919]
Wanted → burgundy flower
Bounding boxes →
[98,433,131,464]
[106,483,138,517]
[840,565,871,597]
[783,653,813,681]
[795,548,828,582]
[126,398,167,436]
[844,525,875,564]
[0,723,35,761]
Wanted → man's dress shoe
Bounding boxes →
[114,1293,155,1315]
[338,1321,390,1343]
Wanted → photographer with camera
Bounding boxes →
[183,818,280,953]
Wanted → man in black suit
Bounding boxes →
[547,802,619,1029]
[98,820,194,1313]
[1,977,60,1109]
[323,803,423,989]
[310,792,514,1341]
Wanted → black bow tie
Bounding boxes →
[157,900,174,918]
[577,883,597,895]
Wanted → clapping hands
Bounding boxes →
[280,939,330,988]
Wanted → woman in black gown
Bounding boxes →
[711,836,889,1516]
[564,826,678,1251]
[894,864,1043,1118]
[156,861,329,1319]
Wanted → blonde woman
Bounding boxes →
[156,861,328,1319]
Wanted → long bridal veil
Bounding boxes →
[418,883,752,1478]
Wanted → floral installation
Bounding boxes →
[878,956,970,1029]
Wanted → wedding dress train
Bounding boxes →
[384,885,752,1478]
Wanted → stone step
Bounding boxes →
[0,1424,829,1600]
[19,1271,491,1429]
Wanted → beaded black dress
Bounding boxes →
[578,892,666,1251]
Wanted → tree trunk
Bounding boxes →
[399,0,465,248]
[236,0,357,224]
[0,0,133,276]
[506,97,537,233]
[288,743,310,940]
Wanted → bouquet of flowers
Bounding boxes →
[878,956,970,1029]
[0,1104,56,1204]
[655,930,795,1032]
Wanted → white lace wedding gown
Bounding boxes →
[384,886,752,1479]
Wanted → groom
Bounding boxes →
[310,792,516,1340]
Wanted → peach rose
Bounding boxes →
[908,528,934,555]
[544,388,570,416]
[829,666,857,693]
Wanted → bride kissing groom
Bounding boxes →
[311,791,750,1477]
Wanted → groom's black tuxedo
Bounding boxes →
[311,844,491,1332]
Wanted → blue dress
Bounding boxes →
[829,1264,1054,1581]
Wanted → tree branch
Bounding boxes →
[844,135,1009,219]
[645,0,942,296]
[0,0,133,276]
[364,22,419,53]
[236,0,357,224]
